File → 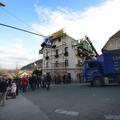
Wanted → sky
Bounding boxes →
[0,0,120,70]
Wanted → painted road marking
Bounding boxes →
[55,109,79,116]
[104,115,120,120]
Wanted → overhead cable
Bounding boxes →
[0,7,44,37]
[0,23,45,37]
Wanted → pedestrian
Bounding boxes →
[56,75,61,84]
[29,75,36,91]
[11,82,17,98]
[34,75,38,89]
[36,75,41,88]
[41,73,46,88]
[13,77,20,96]
[53,75,57,84]
[20,75,29,93]
[0,76,8,106]
[67,73,71,83]
[8,78,12,87]
[62,74,66,84]
[46,72,52,90]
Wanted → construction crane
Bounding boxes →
[85,35,99,57]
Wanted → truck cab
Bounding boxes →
[83,60,104,86]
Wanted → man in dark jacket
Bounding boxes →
[0,76,8,106]
[46,73,52,90]
[29,75,36,91]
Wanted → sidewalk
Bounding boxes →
[51,82,89,87]
[0,94,49,120]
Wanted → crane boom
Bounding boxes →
[85,35,99,56]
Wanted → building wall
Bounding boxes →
[42,35,83,82]
[66,36,77,68]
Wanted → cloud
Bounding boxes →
[0,38,38,69]
[33,0,120,53]
[2,0,119,69]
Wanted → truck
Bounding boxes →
[83,49,120,86]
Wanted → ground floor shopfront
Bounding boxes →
[42,67,84,83]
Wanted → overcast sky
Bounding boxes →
[0,0,120,69]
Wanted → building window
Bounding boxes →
[46,51,48,56]
[46,62,49,68]
[65,47,68,52]
[45,51,49,60]
[45,56,49,60]
[58,37,61,42]
[117,38,120,49]
[56,49,58,55]
[64,47,68,56]
[76,60,82,66]
[55,61,58,67]
[55,49,59,58]
[65,59,68,67]
[76,73,82,83]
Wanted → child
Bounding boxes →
[11,82,17,98]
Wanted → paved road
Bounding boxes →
[0,84,120,120]
[0,94,49,120]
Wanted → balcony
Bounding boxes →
[51,61,68,68]
[55,54,59,58]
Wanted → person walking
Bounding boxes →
[36,75,41,88]
[46,72,52,90]
[13,77,20,96]
[41,73,46,88]
[29,75,36,91]
[0,76,8,106]
[11,82,17,98]
[20,75,28,93]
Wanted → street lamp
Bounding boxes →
[0,2,5,7]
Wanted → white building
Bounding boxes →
[40,29,97,82]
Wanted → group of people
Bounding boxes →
[53,73,72,84]
[0,72,72,106]
[29,72,52,91]
[0,76,17,106]
[17,72,52,93]
[0,72,52,106]
[10,72,52,93]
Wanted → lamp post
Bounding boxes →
[0,2,5,7]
